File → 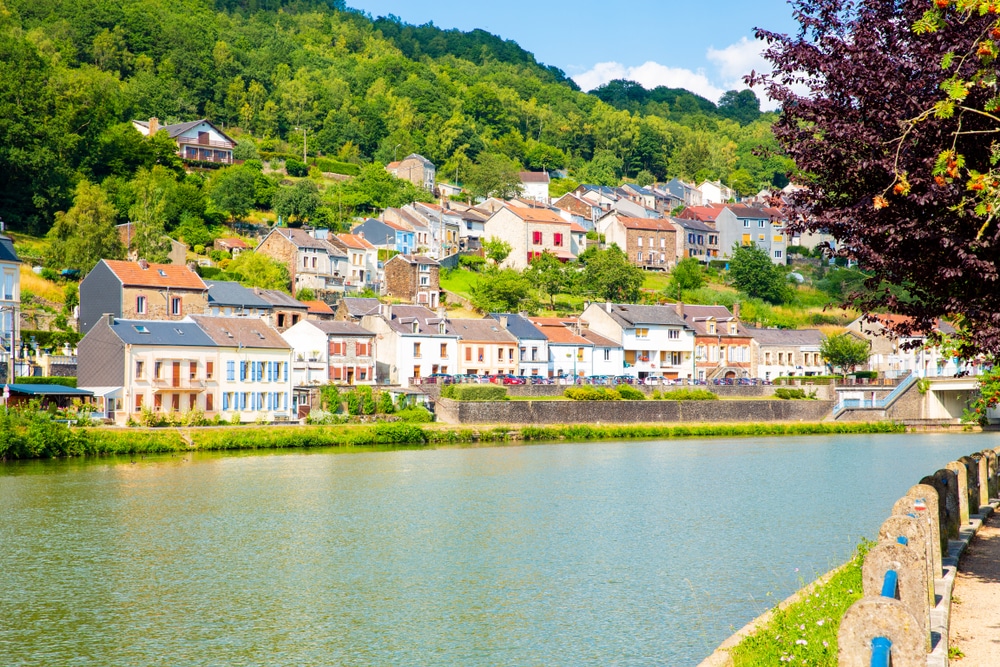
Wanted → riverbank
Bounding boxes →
[0,419,906,460]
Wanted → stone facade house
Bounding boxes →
[682,304,755,380]
[451,318,520,376]
[79,259,209,334]
[670,216,719,262]
[597,214,677,269]
[746,327,826,380]
[255,227,342,293]
[382,254,440,307]
[386,153,436,191]
[335,297,381,323]
[281,319,377,386]
[132,117,237,165]
[552,192,601,230]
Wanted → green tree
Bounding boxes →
[526,251,568,309]
[207,166,257,221]
[466,153,523,200]
[728,243,791,305]
[127,167,173,263]
[482,237,513,265]
[634,169,655,187]
[665,257,706,297]
[575,149,623,186]
[46,181,126,273]
[226,251,290,291]
[582,245,644,302]
[471,268,535,313]
[820,334,871,377]
[272,180,321,224]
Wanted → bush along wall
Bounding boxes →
[441,385,509,401]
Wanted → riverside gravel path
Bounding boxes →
[949,511,1000,665]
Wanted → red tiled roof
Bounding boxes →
[302,300,334,314]
[103,260,207,290]
[336,233,376,250]
[505,206,569,225]
[569,222,588,233]
[616,217,677,232]
[678,205,724,222]
[527,318,591,345]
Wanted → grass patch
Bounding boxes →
[20,265,65,303]
[652,388,718,400]
[728,539,873,667]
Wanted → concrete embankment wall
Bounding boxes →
[421,382,837,401]
[434,398,835,425]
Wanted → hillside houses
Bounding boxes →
[483,205,576,269]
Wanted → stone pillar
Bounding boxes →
[984,449,998,500]
[879,514,934,610]
[944,461,970,526]
[892,483,942,579]
[958,456,980,516]
[919,473,953,554]
[971,453,990,510]
[862,541,930,651]
[837,597,925,667]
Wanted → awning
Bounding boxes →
[2,384,94,397]
[79,386,122,398]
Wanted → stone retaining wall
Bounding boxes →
[434,398,835,425]
[421,382,837,401]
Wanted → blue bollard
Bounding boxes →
[881,569,898,598]
[870,636,892,667]
[897,535,909,546]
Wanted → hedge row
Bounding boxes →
[440,385,509,401]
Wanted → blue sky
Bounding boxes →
[346,1,799,107]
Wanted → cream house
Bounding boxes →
[482,205,576,269]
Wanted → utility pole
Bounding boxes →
[302,127,307,164]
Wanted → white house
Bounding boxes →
[361,304,459,387]
[0,233,21,374]
[581,303,696,380]
[132,117,237,165]
[697,180,736,205]
[281,319,377,386]
[519,171,551,202]
[746,327,826,380]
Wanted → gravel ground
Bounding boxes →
[950,512,1000,665]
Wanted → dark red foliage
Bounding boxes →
[751,0,1000,353]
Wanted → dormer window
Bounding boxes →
[412,321,419,334]
[439,322,446,334]
[707,321,716,334]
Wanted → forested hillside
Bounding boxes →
[0,0,792,233]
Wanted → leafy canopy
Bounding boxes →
[728,243,791,304]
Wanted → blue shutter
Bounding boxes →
[222,393,230,411]
[283,361,288,381]
[226,361,235,381]
[239,362,246,381]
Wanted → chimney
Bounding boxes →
[605,302,612,313]
[357,231,364,240]
[733,302,740,320]
[499,315,509,329]
[138,259,149,270]
[148,117,159,135]
[675,300,684,319]
[383,303,392,320]
[105,313,114,327]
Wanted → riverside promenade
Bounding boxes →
[949,512,1000,664]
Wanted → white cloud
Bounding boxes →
[572,37,782,111]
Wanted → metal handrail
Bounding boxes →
[880,569,898,598]
[870,636,891,667]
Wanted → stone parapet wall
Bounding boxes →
[434,398,835,425]
[423,382,836,401]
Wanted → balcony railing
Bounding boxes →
[175,137,235,149]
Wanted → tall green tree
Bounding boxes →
[226,251,290,292]
[728,243,791,305]
[466,153,523,200]
[582,246,644,302]
[665,257,706,297]
[820,334,871,377]
[207,165,257,221]
[272,180,321,224]
[471,267,535,313]
[526,251,569,308]
[482,237,513,265]
[127,167,173,263]
[47,181,126,273]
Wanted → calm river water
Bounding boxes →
[0,433,991,666]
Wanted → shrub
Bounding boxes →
[616,385,646,400]
[14,376,77,387]
[458,254,486,271]
[40,268,61,282]
[852,370,878,380]
[396,406,434,423]
[357,385,376,415]
[440,385,508,401]
[312,158,361,176]
[377,391,395,414]
[285,158,308,177]
[657,388,719,401]
[194,244,206,255]
[372,422,426,444]
[773,388,816,400]
[564,386,621,401]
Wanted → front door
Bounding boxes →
[172,362,181,388]
[346,368,355,385]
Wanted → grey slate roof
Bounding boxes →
[670,216,715,233]
[109,319,217,347]
[265,227,328,250]
[134,118,236,144]
[450,318,518,343]
[489,313,546,341]
[254,288,307,310]
[341,297,381,317]
[603,303,690,328]
[389,254,439,266]
[580,328,622,348]
[306,320,375,336]
[0,236,19,263]
[188,315,289,349]
[745,327,824,346]
[206,280,273,309]
[385,305,457,336]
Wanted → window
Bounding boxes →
[508,348,514,362]
[189,394,197,410]
[577,347,584,362]
[670,351,682,365]
[553,233,563,246]
[742,234,751,246]
[743,220,750,228]
[413,342,421,358]
[134,394,143,412]
[440,343,448,358]
[2,271,13,299]
[637,236,643,247]
[466,347,473,361]
[498,348,504,362]
[758,234,765,241]
[758,220,766,228]
[171,394,180,412]
[668,329,680,340]
[531,347,538,361]
[637,251,643,262]
[226,360,235,381]
[709,235,717,245]
[635,327,649,338]
[420,275,429,286]
[774,250,782,259]
[774,235,784,243]
[311,257,317,269]
[688,233,695,244]
[239,361,247,382]
[154,361,162,379]
[189,361,197,380]
[765,352,772,365]
[169,297,181,316]
[532,231,543,245]
[478,347,484,362]
[136,295,147,314]
[707,321,716,334]
[660,238,666,248]
[604,348,611,361]
[331,341,344,356]
[356,341,370,356]
[303,256,309,268]
[419,264,430,273]
[729,323,738,335]
[135,360,144,379]
[154,394,163,410]
[697,235,704,245]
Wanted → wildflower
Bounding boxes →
[823,641,829,648]
[816,619,825,626]
[799,624,805,631]
[796,639,808,646]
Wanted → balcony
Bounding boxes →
[151,377,206,392]
[175,137,235,150]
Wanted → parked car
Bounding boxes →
[426,373,454,384]
[489,374,525,385]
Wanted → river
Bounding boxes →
[0,433,990,666]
